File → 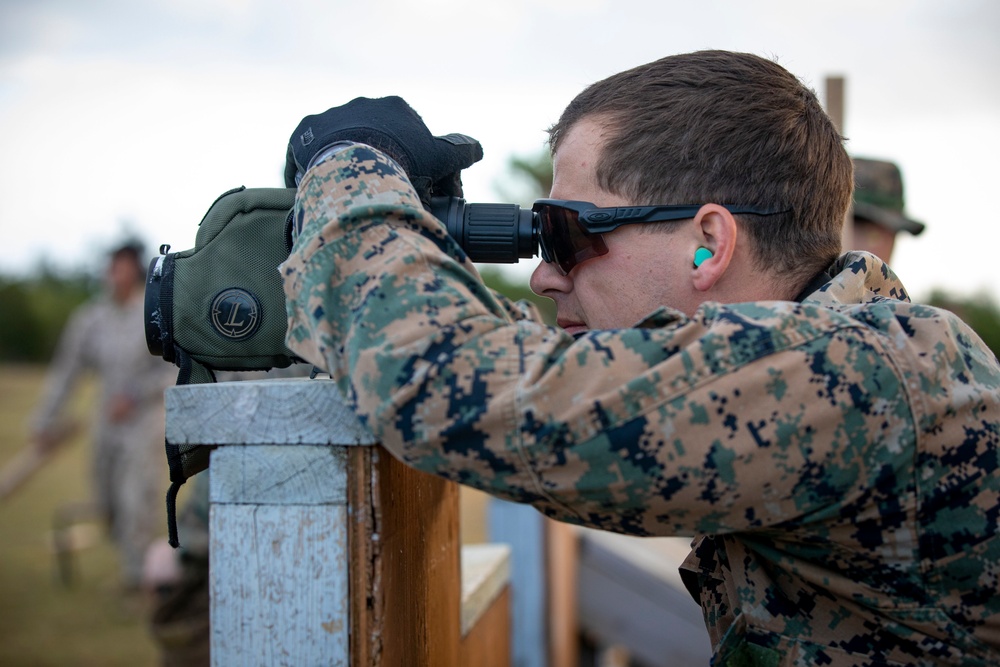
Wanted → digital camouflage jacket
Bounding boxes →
[282,146,1000,666]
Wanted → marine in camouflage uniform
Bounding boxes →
[281,57,1000,666]
[31,244,173,588]
[849,157,926,262]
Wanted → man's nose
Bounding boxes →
[529,260,572,297]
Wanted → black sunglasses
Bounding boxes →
[531,199,788,275]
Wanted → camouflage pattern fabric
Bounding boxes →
[282,146,1000,666]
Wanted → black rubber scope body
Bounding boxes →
[431,197,537,264]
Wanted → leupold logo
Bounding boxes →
[210,288,261,340]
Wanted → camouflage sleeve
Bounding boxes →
[282,146,914,537]
[491,290,544,324]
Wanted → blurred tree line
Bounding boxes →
[1,151,998,363]
[0,265,100,362]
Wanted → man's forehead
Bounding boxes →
[551,118,623,204]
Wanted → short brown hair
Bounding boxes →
[548,50,852,283]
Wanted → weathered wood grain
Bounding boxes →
[166,378,375,446]
[210,502,350,664]
[167,378,513,666]
[376,449,462,667]
[211,445,348,505]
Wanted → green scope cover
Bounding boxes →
[144,186,305,545]
[146,186,300,377]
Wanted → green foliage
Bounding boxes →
[0,280,42,361]
[0,268,99,362]
[927,290,1000,358]
[492,148,553,207]
[509,151,553,198]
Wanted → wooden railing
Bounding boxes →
[166,377,510,667]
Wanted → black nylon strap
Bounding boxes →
[165,348,216,549]
[166,478,186,549]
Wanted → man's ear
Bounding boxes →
[691,204,737,292]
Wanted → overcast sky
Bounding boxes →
[1,0,998,301]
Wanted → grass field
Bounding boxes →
[0,364,160,666]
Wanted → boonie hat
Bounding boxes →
[852,157,925,235]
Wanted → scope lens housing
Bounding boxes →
[431,197,537,264]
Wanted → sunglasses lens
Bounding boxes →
[537,204,608,274]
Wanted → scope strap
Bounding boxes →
[165,348,217,548]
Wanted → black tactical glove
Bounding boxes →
[283,96,484,206]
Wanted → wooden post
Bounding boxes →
[489,500,548,667]
[546,520,579,667]
[824,75,845,134]
[488,499,580,667]
[166,377,510,666]
[825,74,854,250]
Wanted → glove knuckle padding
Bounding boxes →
[285,96,483,202]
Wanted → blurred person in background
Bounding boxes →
[29,241,173,594]
[847,156,925,263]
